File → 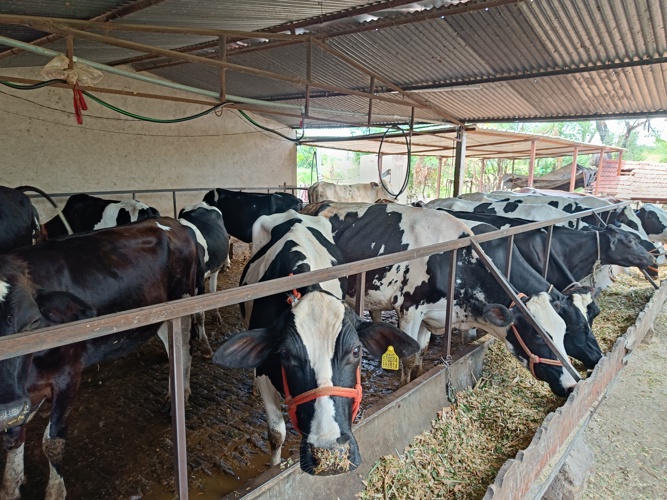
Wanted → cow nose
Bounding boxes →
[0,397,31,432]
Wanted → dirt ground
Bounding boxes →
[581,305,667,499]
[10,254,470,500]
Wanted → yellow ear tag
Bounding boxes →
[381,346,400,371]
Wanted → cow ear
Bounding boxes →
[370,181,379,187]
[483,304,514,327]
[356,322,420,359]
[212,328,274,369]
[35,290,96,323]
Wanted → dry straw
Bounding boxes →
[359,269,660,499]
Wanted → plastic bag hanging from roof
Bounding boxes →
[41,55,104,86]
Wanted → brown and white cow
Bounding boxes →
[0,217,202,500]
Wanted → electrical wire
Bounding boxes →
[377,125,412,198]
[0,79,67,90]
[237,109,304,142]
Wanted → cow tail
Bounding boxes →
[15,185,74,236]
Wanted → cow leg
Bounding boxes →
[158,317,193,411]
[397,312,425,386]
[1,427,27,500]
[209,270,224,325]
[369,310,383,323]
[192,310,213,359]
[256,375,285,466]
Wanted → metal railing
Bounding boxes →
[0,201,644,499]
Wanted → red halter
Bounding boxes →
[281,365,363,435]
[509,293,564,378]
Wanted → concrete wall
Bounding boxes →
[0,66,297,218]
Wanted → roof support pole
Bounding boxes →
[367,76,375,126]
[305,36,312,116]
[527,140,537,188]
[569,146,579,192]
[453,127,467,197]
[616,151,624,176]
[436,157,443,198]
[218,36,226,102]
[594,148,605,195]
[479,159,486,192]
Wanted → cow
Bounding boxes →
[0,186,69,253]
[303,202,582,396]
[485,191,614,209]
[178,202,230,357]
[636,204,667,243]
[42,193,160,239]
[434,209,656,291]
[212,210,418,475]
[0,218,201,500]
[426,198,582,228]
[202,188,303,243]
[308,181,394,204]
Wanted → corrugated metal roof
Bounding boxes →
[0,0,664,125]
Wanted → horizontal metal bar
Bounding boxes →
[0,202,630,361]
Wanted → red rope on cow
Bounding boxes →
[509,292,563,378]
[285,273,302,306]
[281,365,363,435]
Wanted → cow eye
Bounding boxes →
[279,349,289,362]
[352,346,361,358]
[25,318,41,331]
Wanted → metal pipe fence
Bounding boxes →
[0,201,637,498]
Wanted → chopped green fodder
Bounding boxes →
[359,269,659,499]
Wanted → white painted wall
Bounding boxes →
[0,66,297,219]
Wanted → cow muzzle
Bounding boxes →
[301,434,361,476]
[0,397,31,432]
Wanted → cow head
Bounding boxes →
[637,204,667,244]
[483,292,579,397]
[0,258,95,433]
[212,291,419,475]
[556,288,602,369]
[602,225,656,269]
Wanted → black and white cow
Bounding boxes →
[0,186,43,253]
[435,209,656,291]
[485,191,614,209]
[178,202,231,357]
[636,204,667,243]
[426,198,582,228]
[212,210,418,475]
[0,218,201,500]
[303,202,582,396]
[43,193,160,239]
[202,188,303,243]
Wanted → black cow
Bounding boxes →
[202,188,303,243]
[43,193,160,239]
[0,186,42,253]
[178,202,230,357]
[437,209,656,291]
[304,202,582,396]
[0,218,201,500]
[212,210,418,475]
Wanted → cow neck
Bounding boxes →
[552,229,602,280]
[281,365,362,435]
[509,293,564,379]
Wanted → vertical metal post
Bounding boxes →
[444,249,457,357]
[305,36,312,116]
[505,234,514,277]
[436,157,443,198]
[543,225,553,279]
[527,140,537,188]
[172,191,178,218]
[594,148,605,195]
[168,318,189,499]
[453,127,466,197]
[219,36,227,102]
[616,151,624,177]
[66,36,74,69]
[479,159,486,192]
[367,76,375,126]
[569,146,579,192]
[354,273,366,316]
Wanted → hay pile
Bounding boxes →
[359,269,659,499]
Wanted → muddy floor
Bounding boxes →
[13,254,472,500]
